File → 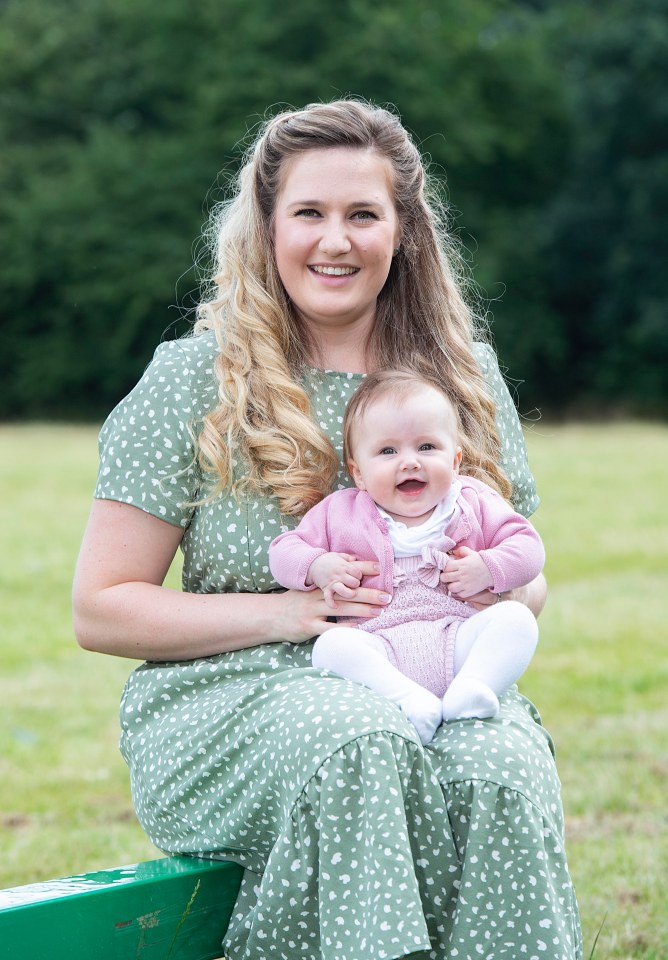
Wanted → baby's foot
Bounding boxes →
[442,677,500,722]
[397,690,442,745]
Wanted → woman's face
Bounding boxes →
[272,147,401,343]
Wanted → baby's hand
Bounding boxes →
[307,553,368,609]
[440,545,493,599]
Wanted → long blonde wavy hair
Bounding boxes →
[194,99,512,515]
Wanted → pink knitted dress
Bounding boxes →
[358,547,473,697]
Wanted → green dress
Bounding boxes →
[96,331,582,960]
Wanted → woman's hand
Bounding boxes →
[276,572,391,643]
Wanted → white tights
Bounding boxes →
[312,601,539,745]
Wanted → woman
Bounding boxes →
[73,100,582,959]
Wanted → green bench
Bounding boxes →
[0,856,243,960]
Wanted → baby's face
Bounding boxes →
[348,384,462,527]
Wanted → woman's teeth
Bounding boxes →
[311,266,357,276]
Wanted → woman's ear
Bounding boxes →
[348,460,366,491]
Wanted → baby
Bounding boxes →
[269,369,544,744]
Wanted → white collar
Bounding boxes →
[377,480,462,557]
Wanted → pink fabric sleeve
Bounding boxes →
[466,483,545,594]
[268,497,335,590]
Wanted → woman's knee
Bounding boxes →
[283,669,418,744]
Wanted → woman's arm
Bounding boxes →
[73,499,388,661]
[506,572,547,617]
[473,571,548,617]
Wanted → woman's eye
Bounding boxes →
[352,210,377,221]
[295,208,320,218]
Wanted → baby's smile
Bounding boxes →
[397,479,426,493]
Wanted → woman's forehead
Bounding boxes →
[276,147,396,203]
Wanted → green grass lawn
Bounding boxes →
[1,421,666,958]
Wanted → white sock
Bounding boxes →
[442,676,499,721]
[392,686,442,745]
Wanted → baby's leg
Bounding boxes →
[312,628,442,745]
[441,601,539,721]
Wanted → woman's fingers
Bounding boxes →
[329,587,391,615]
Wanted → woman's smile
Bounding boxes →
[309,264,359,277]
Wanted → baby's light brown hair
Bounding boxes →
[343,369,461,473]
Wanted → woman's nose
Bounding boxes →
[318,218,352,256]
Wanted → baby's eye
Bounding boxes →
[418,443,436,451]
[379,447,396,455]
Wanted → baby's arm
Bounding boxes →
[308,553,370,609]
[455,482,545,596]
[269,496,336,591]
[441,480,546,602]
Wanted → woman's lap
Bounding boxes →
[119,642,581,959]
[120,643,420,864]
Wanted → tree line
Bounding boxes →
[1,0,666,419]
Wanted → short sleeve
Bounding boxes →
[473,342,540,518]
[95,335,217,528]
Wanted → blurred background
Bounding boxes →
[1,0,666,422]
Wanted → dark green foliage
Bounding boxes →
[0,0,664,418]
[540,0,668,414]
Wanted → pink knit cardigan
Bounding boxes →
[269,476,544,596]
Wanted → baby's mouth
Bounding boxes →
[397,479,426,493]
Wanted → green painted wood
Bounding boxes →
[0,856,243,960]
